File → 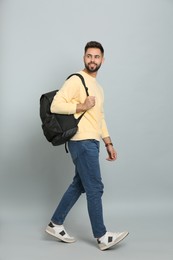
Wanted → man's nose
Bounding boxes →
[91,56,95,62]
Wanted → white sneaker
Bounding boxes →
[97,231,129,250]
[45,222,76,243]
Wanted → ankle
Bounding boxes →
[98,232,107,242]
[51,221,63,227]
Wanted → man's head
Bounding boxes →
[84,41,104,74]
[84,41,104,55]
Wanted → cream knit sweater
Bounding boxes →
[50,71,109,141]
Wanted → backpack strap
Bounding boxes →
[66,73,89,124]
[66,73,89,96]
[64,73,89,153]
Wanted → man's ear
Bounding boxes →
[102,57,105,64]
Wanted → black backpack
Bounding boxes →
[40,73,89,152]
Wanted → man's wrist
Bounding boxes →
[76,103,86,113]
[105,142,113,148]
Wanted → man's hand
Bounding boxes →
[106,145,117,161]
[83,96,96,110]
[76,96,95,113]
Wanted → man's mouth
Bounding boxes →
[89,63,97,66]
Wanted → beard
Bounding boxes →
[84,62,102,73]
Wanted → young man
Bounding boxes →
[45,41,129,250]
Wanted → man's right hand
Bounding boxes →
[76,96,95,112]
[83,96,95,110]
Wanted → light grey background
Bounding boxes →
[1,0,173,259]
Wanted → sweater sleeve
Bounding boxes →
[101,116,110,139]
[50,76,80,115]
[99,87,110,138]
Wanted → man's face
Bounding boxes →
[84,48,104,73]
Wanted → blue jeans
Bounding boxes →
[51,139,107,238]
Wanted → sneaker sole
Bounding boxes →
[99,231,129,251]
[45,227,76,243]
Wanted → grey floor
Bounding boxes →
[1,201,172,260]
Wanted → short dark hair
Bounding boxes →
[84,41,104,55]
